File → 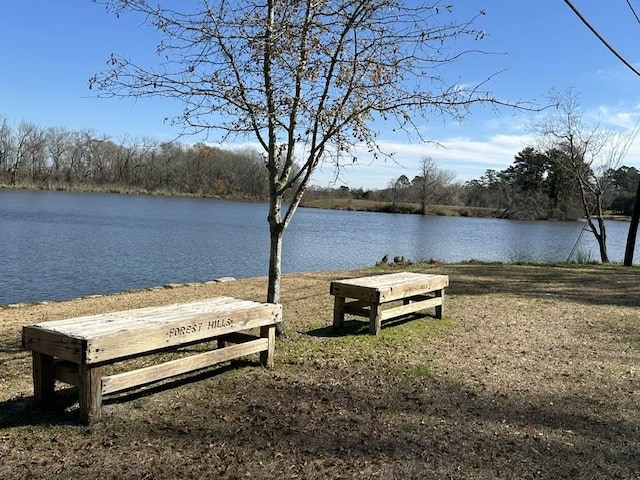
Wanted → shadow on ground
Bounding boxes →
[7,368,631,479]
[430,263,640,308]
[0,359,257,429]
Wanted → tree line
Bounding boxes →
[312,153,639,221]
[464,149,639,220]
[0,116,269,198]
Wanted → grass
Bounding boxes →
[0,263,639,479]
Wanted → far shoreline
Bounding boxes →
[300,197,632,222]
[2,182,632,222]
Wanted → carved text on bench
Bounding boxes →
[167,319,234,338]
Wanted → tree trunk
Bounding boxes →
[595,217,609,263]
[420,180,427,215]
[267,223,283,304]
[576,177,610,263]
[623,178,640,266]
[267,196,285,335]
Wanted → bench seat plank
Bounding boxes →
[24,297,253,337]
[330,272,449,303]
[23,297,281,364]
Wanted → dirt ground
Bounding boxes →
[1,263,639,479]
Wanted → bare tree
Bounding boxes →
[90,0,518,332]
[413,156,455,214]
[414,156,436,215]
[538,88,637,262]
[0,117,15,183]
[14,122,46,184]
[45,127,75,183]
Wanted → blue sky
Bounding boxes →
[1,1,640,189]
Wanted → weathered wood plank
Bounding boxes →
[369,303,383,335]
[79,365,102,425]
[22,327,85,363]
[330,283,380,303]
[74,297,248,335]
[32,352,56,400]
[260,325,275,368]
[332,295,346,329]
[27,297,239,327]
[331,273,448,303]
[379,296,443,322]
[405,294,437,302]
[84,303,281,364]
[100,338,268,395]
[27,297,265,337]
[377,276,448,303]
[435,289,444,318]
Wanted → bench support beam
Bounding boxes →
[332,295,346,330]
[32,352,55,402]
[369,303,382,335]
[435,289,444,319]
[260,325,276,368]
[79,365,103,425]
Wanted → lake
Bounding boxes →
[1,189,637,305]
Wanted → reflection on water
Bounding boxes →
[0,189,636,304]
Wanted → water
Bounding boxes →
[1,189,637,305]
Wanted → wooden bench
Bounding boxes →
[22,297,282,424]
[331,272,449,335]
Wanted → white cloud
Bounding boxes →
[595,65,640,89]
[596,104,640,131]
[310,133,535,188]
[207,102,640,191]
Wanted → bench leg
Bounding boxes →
[260,325,276,368]
[369,303,382,335]
[79,365,103,425]
[332,296,346,330]
[32,352,56,402]
[435,289,444,319]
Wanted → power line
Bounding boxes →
[562,0,640,77]
[627,0,640,25]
